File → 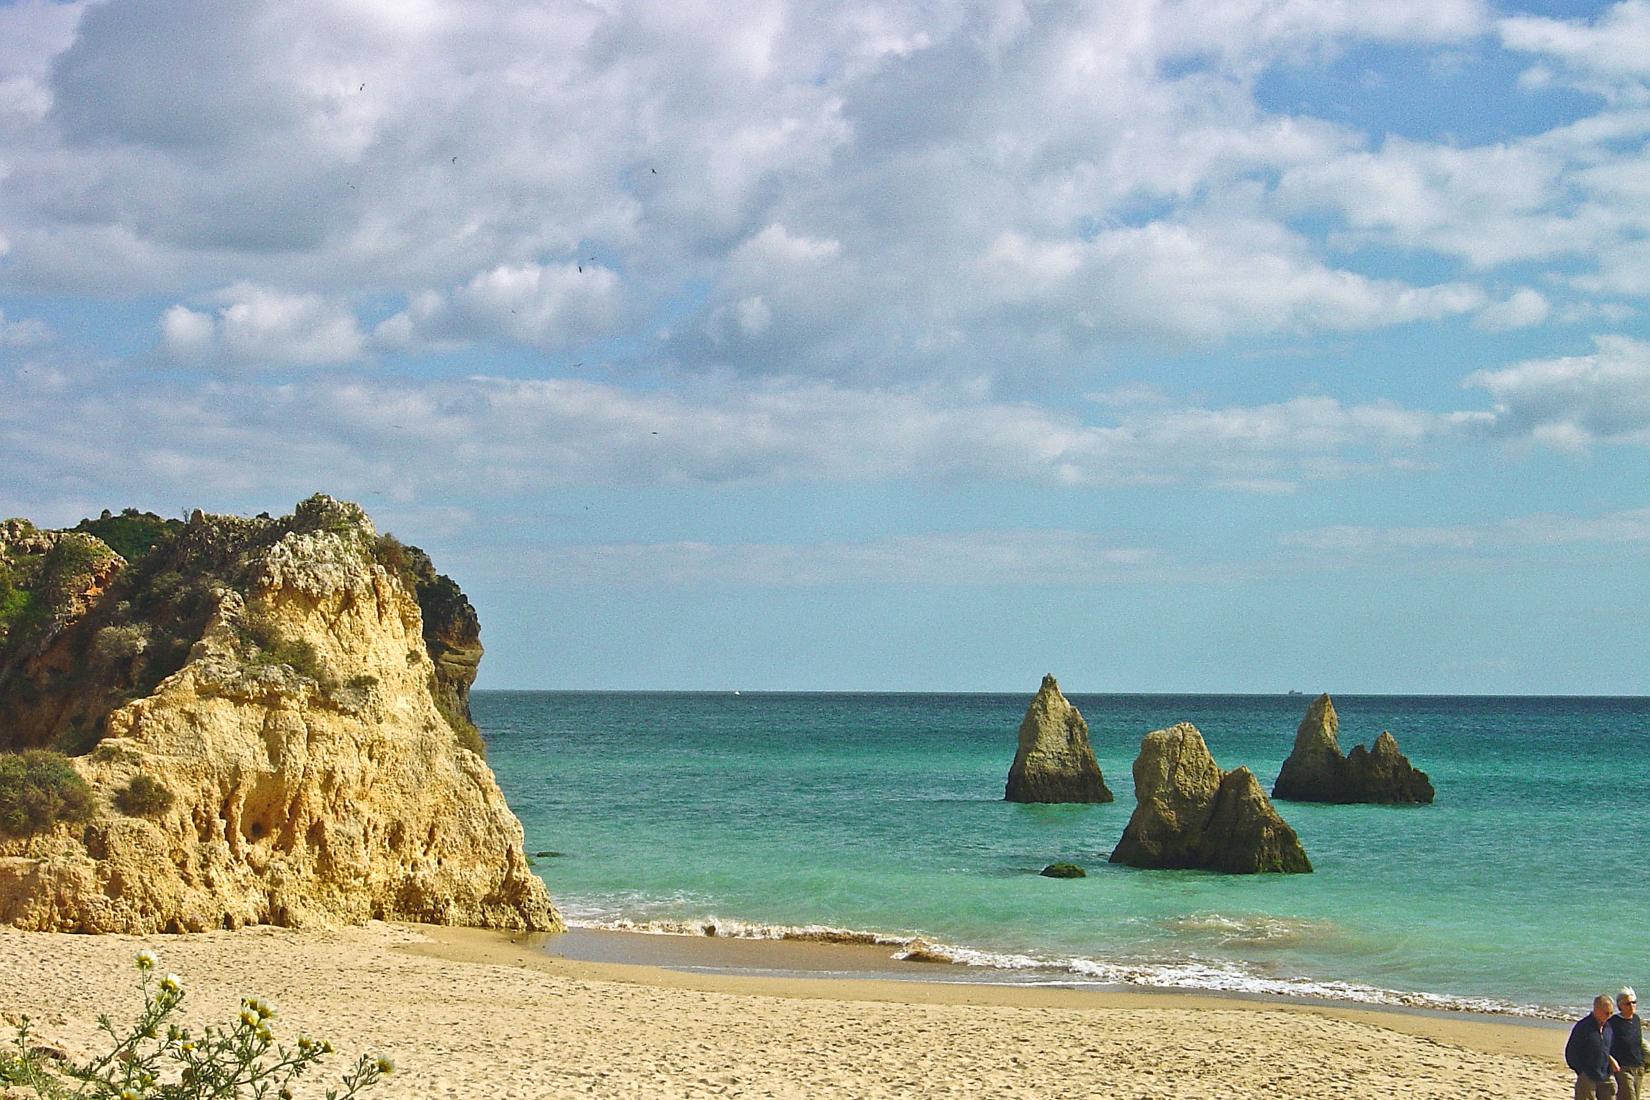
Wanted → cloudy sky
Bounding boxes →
[3,0,1648,692]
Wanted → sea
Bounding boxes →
[476,691,1650,1019]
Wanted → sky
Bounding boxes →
[3,0,1649,693]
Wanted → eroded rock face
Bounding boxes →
[1110,723,1310,874]
[1004,674,1112,803]
[0,495,560,934]
[1272,694,1434,804]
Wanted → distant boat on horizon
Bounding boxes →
[1287,689,1304,696]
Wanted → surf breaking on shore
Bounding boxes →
[560,906,1562,1020]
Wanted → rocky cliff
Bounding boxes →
[0,496,560,933]
[1004,674,1112,804]
[1109,723,1310,874]
[1272,694,1434,804]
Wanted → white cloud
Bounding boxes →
[0,0,1536,381]
[1501,2,1650,90]
[0,308,51,348]
[1474,289,1550,331]
[1464,335,1650,447]
[375,261,623,352]
[0,364,1461,506]
[980,221,1485,342]
[1283,506,1650,557]
[522,530,1163,587]
[160,284,365,366]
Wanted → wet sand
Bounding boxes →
[0,921,1569,1097]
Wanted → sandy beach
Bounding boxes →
[0,921,1568,1098]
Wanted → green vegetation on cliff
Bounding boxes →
[0,496,489,760]
[72,508,182,564]
[0,750,94,838]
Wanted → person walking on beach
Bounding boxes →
[1612,988,1645,1100]
[1569,994,1621,1099]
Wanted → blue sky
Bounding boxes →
[3,0,1650,692]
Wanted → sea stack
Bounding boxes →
[1272,694,1434,804]
[0,495,560,933]
[1004,674,1112,804]
[1109,723,1310,874]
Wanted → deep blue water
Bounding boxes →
[477,691,1650,1016]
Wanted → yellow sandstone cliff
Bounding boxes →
[0,495,560,934]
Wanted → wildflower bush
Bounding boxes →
[0,951,392,1099]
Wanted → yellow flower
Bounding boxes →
[374,1055,394,1075]
[135,950,157,971]
[239,1008,259,1028]
[160,973,181,993]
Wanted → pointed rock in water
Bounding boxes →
[1271,693,1343,801]
[1344,731,1435,804]
[1004,674,1112,803]
[1272,694,1433,804]
[1109,723,1310,874]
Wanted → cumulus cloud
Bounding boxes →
[1474,288,1551,331]
[982,220,1486,341]
[375,261,624,352]
[1464,335,1650,448]
[0,0,1549,381]
[1501,1,1650,92]
[160,284,365,367]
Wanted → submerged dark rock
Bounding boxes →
[1109,723,1310,874]
[1039,862,1086,878]
[1004,674,1112,804]
[1272,694,1434,804]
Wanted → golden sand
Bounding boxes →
[0,922,1567,1098]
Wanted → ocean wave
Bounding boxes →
[563,911,1564,1019]
[1157,912,1340,947]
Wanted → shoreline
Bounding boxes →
[414,924,1565,1058]
[1,921,1570,1096]
[544,911,1568,1022]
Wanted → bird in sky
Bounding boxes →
[358,83,365,91]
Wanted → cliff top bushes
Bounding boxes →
[72,509,182,564]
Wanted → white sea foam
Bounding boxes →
[1158,912,1340,947]
[564,912,1564,1019]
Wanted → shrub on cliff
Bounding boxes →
[0,952,390,1099]
[72,509,181,564]
[114,774,174,818]
[0,750,94,838]
[237,610,327,684]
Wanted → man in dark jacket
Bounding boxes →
[1612,987,1644,1100]
[1570,994,1621,1100]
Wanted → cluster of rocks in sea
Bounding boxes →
[1272,693,1434,804]
[1004,678,1434,877]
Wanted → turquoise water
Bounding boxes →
[478,691,1650,1016]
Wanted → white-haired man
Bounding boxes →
[1612,987,1644,1100]
[1569,994,1621,1100]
